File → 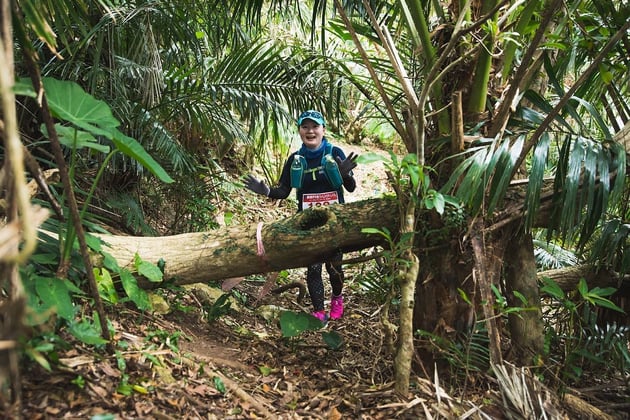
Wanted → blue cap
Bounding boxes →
[297,110,325,126]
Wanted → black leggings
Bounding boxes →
[306,250,344,311]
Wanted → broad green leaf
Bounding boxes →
[42,78,120,138]
[132,385,149,394]
[321,331,343,350]
[68,319,108,345]
[34,276,76,321]
[540,277,565,300]
[279,311,324,337]
[588,286,617,298]
[117,384,134,396]
[94,268,119,304]
[541,42,568,50]
[48,124,111,154]
[583,294,624,313]
[115,350,126,371]
[91,415,115,420]
[42,78,172,183]
[85,233,104,253]
[120,269,152,311]
[24,347,52,372]
[577,278,589,297]
[259,365,273,376]
[110,129,174,183]
[442,194,462,208]
[137,261,163,282]
[356,152,386,164]
[101,250,122,274]
[213,376,226,393]
[63,279,84,295]
[13,79,37,97]
[600,71,614,85]
[512,290,528,305]
[134,253,163,282]
[402,153,419,164]
[361,227,391,240]
[425,190,445,214]
[403,160,420,189]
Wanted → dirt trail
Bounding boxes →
[340,142,392,202]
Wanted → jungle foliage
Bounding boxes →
[1,0,629,413]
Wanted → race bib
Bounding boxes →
[303,191,339,208]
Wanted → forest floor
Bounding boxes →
[15,140,630,419]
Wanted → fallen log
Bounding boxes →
[95,194,630,294]
[538,265,630,323]
[538,265,630,291]
[94,197,399,286]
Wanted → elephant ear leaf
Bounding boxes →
[44,123,110,154]
[42,77,120,137]
[41,77,173,184]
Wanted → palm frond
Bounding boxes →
[130,107,197,174]
[587,218,630,275]
[533,237,579,270]
[106,192,156,235]
[487,136,524,214]
[442,136,525,217]
[206,41,313,126]
[524,132,551,230]
[548,135,626,246]
[522,90,573,133]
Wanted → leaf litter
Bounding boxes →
[16,141,629,419]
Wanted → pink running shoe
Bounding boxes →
[330,295,344,320]
[312,310,329,323]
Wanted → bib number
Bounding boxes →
[303,191,339,208]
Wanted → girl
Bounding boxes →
[244,110,358,322]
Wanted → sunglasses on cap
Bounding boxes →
[297,110,326,126]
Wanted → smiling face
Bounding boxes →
[298,119,326,150]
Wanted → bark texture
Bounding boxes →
[504,231,544,365]
[393,199,418,396]
[471,230,505,366]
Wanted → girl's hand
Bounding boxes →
[336,152,358,178]
[244,174,270,196]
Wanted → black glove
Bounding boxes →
[244,174,270,196]
[336,152,358,178]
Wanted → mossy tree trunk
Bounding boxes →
[393,198,419,396]
[95,198,398,287]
